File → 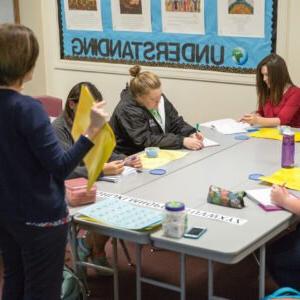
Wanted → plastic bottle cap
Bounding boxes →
[165,201,185,211]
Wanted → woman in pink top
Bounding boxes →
[240,54,300,128]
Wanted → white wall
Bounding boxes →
[19,0,300,124]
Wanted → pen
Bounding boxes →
[195,123,201,132]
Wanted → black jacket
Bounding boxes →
[110,87,196,156]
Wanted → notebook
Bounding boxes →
[246,188,282,211]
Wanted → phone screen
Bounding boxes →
[184,227,207,239]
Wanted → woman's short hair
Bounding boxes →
[129,65,161,97]
[256,53,293,106]
[0,23,39,86]
[63,82,103,127]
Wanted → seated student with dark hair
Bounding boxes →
[240,53,300,128]
[52,81,142,273]
[110,65,204,156]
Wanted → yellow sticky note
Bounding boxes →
[140,150,188,170]
[71,85,116,189]
[260,168,300,191]
[249,128,300,142]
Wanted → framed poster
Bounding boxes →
[57,0,277,74]
[0,0,20,23]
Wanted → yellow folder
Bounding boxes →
[140,150,188,170]
[71,85,116,189]
[260,168,300,191]
[249,128,300,142]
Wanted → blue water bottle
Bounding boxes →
[281,129,295,168]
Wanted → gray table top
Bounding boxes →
[71,131,299,264]
[129,137,299,263]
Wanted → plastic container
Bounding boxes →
[162,201,187,238]
[281,129,295,168]
[65,177,97,207]
[145,147,160,158]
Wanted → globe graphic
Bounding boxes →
[232,47,248,65]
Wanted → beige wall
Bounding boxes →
[19,0,300,124]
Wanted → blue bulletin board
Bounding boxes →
[57,0,277,73]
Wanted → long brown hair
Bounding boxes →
[0,23,39,86]
[63,82,103,127]
[129,65,161,98]
[256,54,294,107]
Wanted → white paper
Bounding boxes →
[200,118,251,135]
[217,0,265,37]
[111,0,152,32]
[161,0,205,34]
[203,137,219,147]
[100,166,137,183]
[64,0,103,31]
[246,188,273,205]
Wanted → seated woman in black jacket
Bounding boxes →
[110,65,204,156]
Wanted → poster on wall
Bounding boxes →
[64,0,103,31]
[161,0,205,35]
[218,0,265,37]
[111,0,152,32]
[58,0,277,73]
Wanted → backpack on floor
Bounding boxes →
[61,265,88,300]
[263,287,300,299]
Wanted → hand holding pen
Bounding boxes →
[271,183,289,206]
[124,154,143,169]
[190,123,203,140]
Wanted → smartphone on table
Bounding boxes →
[183,227,207,239]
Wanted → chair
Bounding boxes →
[35,96,63,118]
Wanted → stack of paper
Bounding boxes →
[100,166,137,183]
[78,196,163,230]
[246,188,282,211]
[201,118,252,135]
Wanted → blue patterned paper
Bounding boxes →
[79,197,163,230]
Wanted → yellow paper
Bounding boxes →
[71,85,116,189]
[249,128,300,142]
[140,150,188,170]
[260,168,300,191]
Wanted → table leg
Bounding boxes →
[259,245,266,299]
[180,253,186,300]
[208,260,214,300]
[112,238,119,300]
[136,244,142,300]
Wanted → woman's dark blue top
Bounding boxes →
[0,89,94,223]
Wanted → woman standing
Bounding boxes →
[240,53,300,127]
[0,24,107,300]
